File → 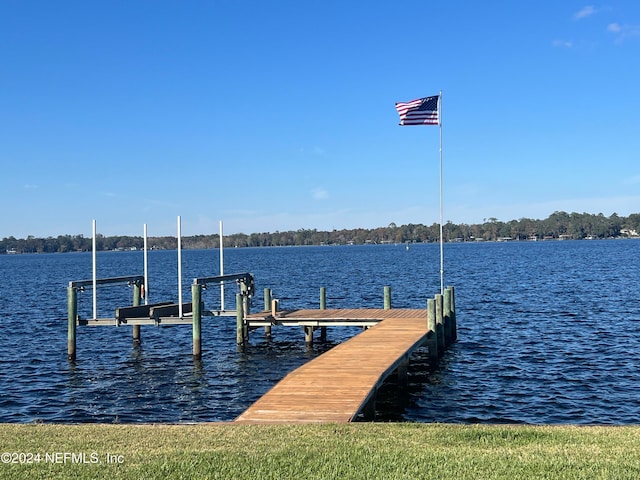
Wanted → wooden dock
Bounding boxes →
[235,308,432,423]
[67,265,456,421]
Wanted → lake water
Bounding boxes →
[1,240,639,424]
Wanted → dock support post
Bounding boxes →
[192,283,202,359]
[319,287,327,341]
[426,298,439,366]
[240,283,250,343]
[383,286,392,310]
[264,288,271,311]
[263,288,272,337]
[447,285,457,342]
[236,293,245,347]
[435,293,445,355]
[132,282,142,345]
[304,326,314,345]
[67,286,77,361]
[443,287,452,347]
[241,282,250,317]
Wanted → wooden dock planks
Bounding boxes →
[235,310,428,424]
[244,308,427,327]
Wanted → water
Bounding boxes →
[1,240,639,424]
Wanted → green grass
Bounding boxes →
[1,423,640,479]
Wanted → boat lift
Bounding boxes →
[66,217,254,361]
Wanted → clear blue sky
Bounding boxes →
[2,1,639,238]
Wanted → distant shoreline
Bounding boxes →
[2,211,639,253]
[2,234,640,256]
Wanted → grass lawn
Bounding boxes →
[1,423,640,479]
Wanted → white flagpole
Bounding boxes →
[92,219,97,319]
[438,90,444,294]
[177,215,183,318]
[143,223,149,305]
[219,220,225,311]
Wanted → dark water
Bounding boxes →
[1,240,639,424]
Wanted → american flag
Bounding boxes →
[395,95,440,126]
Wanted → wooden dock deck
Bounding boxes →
[245,307,425,327]
[235,308,429,423]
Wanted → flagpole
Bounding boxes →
[394,93,444,294]
[438,90,444,294]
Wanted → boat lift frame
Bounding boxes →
[66,217,254,361]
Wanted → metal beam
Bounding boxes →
[70,275,144,289]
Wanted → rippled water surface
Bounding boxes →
[1,240,639,424]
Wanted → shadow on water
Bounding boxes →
[372,346,456,422]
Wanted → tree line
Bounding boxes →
[2,211,640,254]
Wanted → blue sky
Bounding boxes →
[2,1,639,238]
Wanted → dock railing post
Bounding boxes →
[67,285,77,361]
[426,298,438,366]
[263,288,272,337]
[236,293,245,347]
[132,281,142,345]
[383,286,392,310]
[435,293,445,355]
[192,283,202,360]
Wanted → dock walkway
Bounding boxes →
[235,309,428,423]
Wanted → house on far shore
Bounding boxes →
[621,228,639,237]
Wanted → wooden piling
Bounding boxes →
[67,286,77,361]
[443,287,452,346]
[264,288,271,311]
[384,286,391,310]
[426,298,438,366]
[304,326,314,345]
[241,282,250,317]
[132,325,141,344]
[240,283,250,343]
[192,283,202,359]
[319,287,327,341]
[435,293,445,354]
[236,293,245,346]
[263,288,272,337]
[448,285,457,342]
[132,282,142,345]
